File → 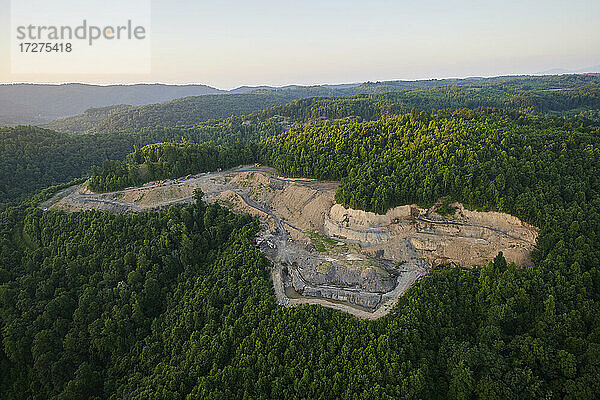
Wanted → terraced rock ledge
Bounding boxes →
[44,165,538,319]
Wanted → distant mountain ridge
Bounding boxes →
[539,65,600,75]
[0,83,224,125]
[43,74,600,134]
[3,73,600,126]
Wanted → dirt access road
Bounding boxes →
[42,165,279,213]
[43,165,537,319]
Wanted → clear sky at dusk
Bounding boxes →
[1,0,599,89]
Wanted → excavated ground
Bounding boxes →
[44,165,538,319]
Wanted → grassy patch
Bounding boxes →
[316,261,333,274]
[307,230,338,252]
[437,196,456,216]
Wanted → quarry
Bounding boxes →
[43,165,539,319]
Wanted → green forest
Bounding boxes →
[87,141,256,192]
[1,174,599,398]
[0,119,279,203]
[1,108,599,398]
[4,75,600,205]
[76,92,307,135]
[2,75,600,399]
[46,75,600,135]
[255,85,600,124]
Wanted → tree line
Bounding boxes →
[0,119,280,203]
[87,141,256,192]
[1,108,600,398]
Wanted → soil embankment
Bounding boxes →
[45,165,538,318]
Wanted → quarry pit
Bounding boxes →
[43,165,538,319]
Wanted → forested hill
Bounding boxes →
[0,83,224,125]
[45,105,134,134]
[89,84,600,135]
[0,119,280,203]
[4,74,600,202]
[2,108,600,398]
[44,74,600,134]
[85,92,305,134]
[253,82,600,125]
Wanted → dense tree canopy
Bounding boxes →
[255,85,600,124]
[0,192,275,399]
[88,92,311,134]
[5,75,600,203]
[0,119,279,203]
[2,75,600,399]
[2,108,600,398]
[88,141,256,192]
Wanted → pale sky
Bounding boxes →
[1,0,599,89]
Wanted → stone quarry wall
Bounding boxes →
[324,202,538,268]
[48,166,539,318]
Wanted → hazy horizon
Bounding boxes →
[1,0,599,89]
[2,69,600,91]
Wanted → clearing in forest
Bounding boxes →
[45,165,538,319]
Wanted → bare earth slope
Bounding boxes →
[45,166,538,319]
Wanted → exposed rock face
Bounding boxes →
[47,166,538,318]
[325,202,537,268]
[302,286,382,309]
[270,236,397,310]
[288,266,384,309]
